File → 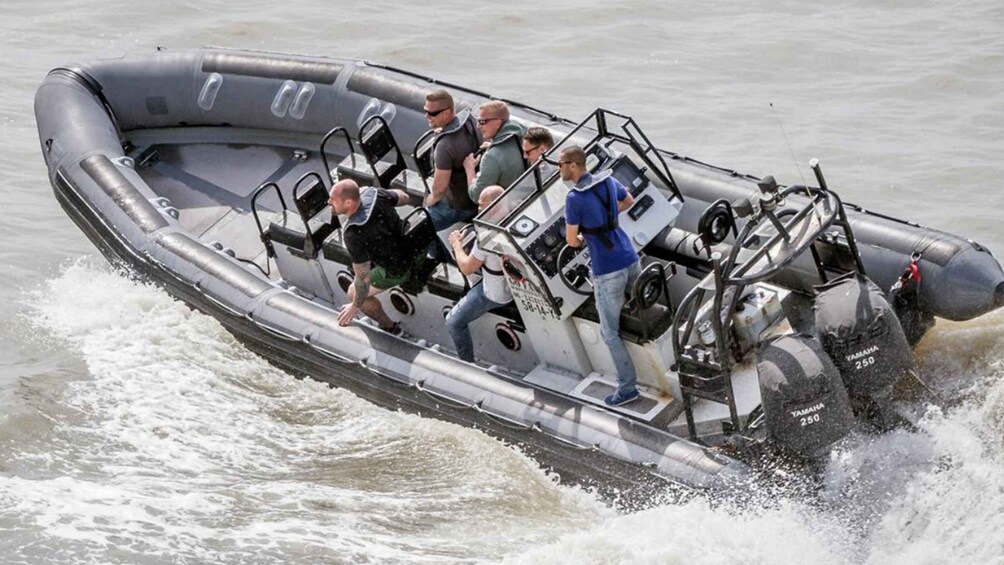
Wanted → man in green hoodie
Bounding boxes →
[464,100,526,202]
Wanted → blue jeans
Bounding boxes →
[593,260,641,394]
[446,281,506,362]
[427,199,477,231]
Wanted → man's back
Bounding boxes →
[343,188,411,276]
[565,175,638,276]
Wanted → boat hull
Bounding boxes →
[35,47,1004,497]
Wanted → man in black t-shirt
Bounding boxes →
[423,89,482,230]
[329,179,425,333]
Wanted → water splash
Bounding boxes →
[5,259,1004,564]
[4,259,609,563]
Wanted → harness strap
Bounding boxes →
[578,178,619,249]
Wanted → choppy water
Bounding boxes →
[3,1,1004,563]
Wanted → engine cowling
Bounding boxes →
[756,334,855,458]
[814,272,913,399]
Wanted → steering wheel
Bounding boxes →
[556,244,593,296]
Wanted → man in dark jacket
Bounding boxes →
[329,179,424,334]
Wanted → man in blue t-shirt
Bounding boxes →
[561,145,642,406]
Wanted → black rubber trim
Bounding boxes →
[80,155,168,233]
[48,67,121,134]
[157,232,272,298]
[202,52,342,83]
[852,221,961,267]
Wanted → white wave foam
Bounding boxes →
[3,259,610,563]
[863,366,1004,565]
[10,260,1004,564]
[499,311,1004,565]
[499,497,853,565]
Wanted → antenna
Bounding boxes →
[769,102,806,185]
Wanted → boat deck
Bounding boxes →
[125,134,760,436]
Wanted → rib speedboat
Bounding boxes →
[34,47,1004,497]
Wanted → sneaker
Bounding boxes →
[604,389,640,407]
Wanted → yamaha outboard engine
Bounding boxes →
[814,272,913,429]
[756,334,855,458]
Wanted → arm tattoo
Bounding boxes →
[352,262,372,307]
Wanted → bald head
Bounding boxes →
[478,185,504,209]
[329,179,361,216]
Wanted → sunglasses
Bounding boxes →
[522,144,541,155]
[476,117,501,126]
[424,107,449,117]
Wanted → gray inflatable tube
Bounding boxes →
[34,48,1004,498]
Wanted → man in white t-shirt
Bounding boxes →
[446,185,512,363]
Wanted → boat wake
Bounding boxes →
[6,258,1003,564]
[7,259,608,563]
[504,311,1004,565]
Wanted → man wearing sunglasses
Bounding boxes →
[463,100,526,203]
[522,126,555,166]
[423,89,482,231]
[560,146,642,407]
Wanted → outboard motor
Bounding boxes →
[814,272,913,429]
[756,334,855,458]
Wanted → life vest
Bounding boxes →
[573,170,619,249]
[341,186,379,233]
[482,129,529,171]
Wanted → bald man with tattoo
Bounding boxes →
[329,179,425,334]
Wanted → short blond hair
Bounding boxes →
[477,100,510,121]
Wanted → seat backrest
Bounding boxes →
[413,129,437,180]
[292,172,339,258]
[295,176,329,222]
[400,207,437,256]
[358,115,406,188]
